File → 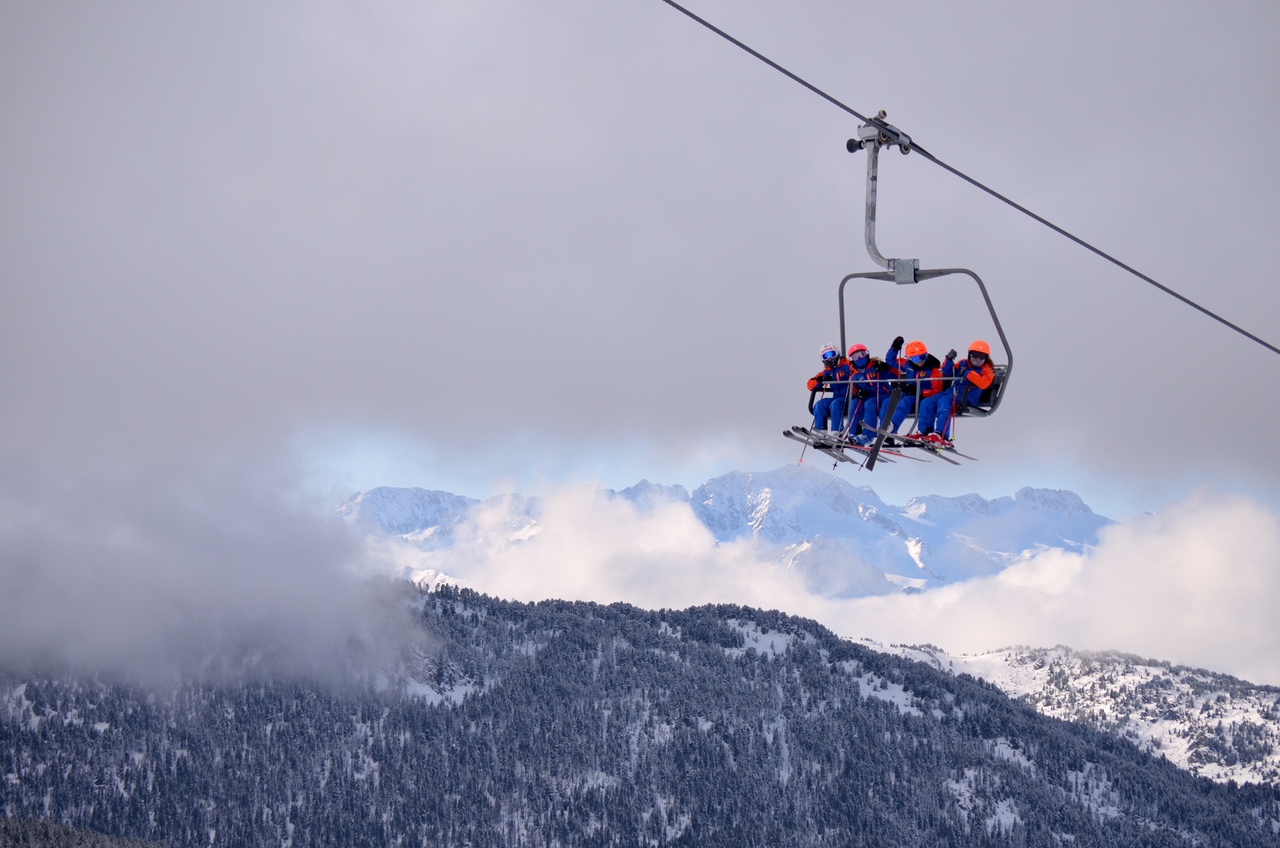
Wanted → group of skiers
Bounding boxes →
[807,336,996,447]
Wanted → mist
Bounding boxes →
[3,446,1275,691]
[0,453,423,685]
[842,490,1280,685]
[385,482,1280,686]
[2,1,1278,521]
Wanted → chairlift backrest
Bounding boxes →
[837,268,1013,418]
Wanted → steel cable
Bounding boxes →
[657,0,1280,356]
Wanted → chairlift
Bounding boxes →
[787,114,1013,470]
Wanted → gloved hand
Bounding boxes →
[816,374,828,384]
[891,335,904,350]
[875,360,893,372]
[946,349,957,360]
[899,380,917,393]
[857,389,872,399]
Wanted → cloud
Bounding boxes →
[393,484,816,613]
[838,491,1280,684]
[0,453,420,684]
[387,484,1280,686]
[2,1,1278,510]
[4,448,1275,691]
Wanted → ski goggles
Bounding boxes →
[822,350,840,362]
[909,354,928,365]
[967,351,988,361]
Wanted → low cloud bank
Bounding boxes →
[842,491,1280,685]
[398,485,1280,686]
[4,457,1275,688]
[0,455,415,684]
[379,484,817,613]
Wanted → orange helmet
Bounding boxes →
[969,340,991,356]
[904,340,927,358]
[847,343,868,359]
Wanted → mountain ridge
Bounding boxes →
[4,586,1278,846]
[332,470,1280,791]
[339,465,1113,594]
[877,642,1280,788]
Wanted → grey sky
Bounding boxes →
[3,0,1279,518]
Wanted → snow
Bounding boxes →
[888,644,1280,786]
[986,737,1035,773]
[343,466,1114,598]
[884,573,927,590]
[835,665,924,717]
[337,487,478,539]
[402,679,476,706]
[1067,763,1123,820]
[986,798,1021,834]
[724,620,798,658]
[944,768,980,822]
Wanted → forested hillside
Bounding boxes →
[4,583,1279,846]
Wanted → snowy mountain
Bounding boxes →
[880,643,1280,787]
[337,486,479,543]
[689,465,1111,591]
[338,486,542,550]
[4,587,1279,846]
[340,465,1113,597]
[331,473,1280,796]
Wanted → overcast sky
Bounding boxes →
[4,0,1279,517]
[2,0,1279,683]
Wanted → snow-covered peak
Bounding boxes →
[904,488,1093,521]
[690,465,888,545]
[337,487,478,537]
[341,468,1111,594]
[904,493,991,519]
[612,480,691,510]
[1002,487,1093,517]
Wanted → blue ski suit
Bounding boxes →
[808,359,853,432]
[952,358,996,409]
[886,344,954,435]
[940,356,996,435]
[847,356,897,443]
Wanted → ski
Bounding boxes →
[783,428,899,464]
[843,440,926,463]
[787,426,927,463]
[905,442,962,465]
[895,434,979,462]
[864,388,902,471]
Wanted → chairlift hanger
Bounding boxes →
[839,114,1013,418]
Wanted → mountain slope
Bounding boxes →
[3,586,1278,847]
[884,643,1280,787]
[689,466,1111,586]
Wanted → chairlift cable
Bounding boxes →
[908,146,1280,356]
[656,0,872,125]
[656,0,1280,358]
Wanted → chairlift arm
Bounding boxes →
[848,114,919,284]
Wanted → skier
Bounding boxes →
[949,340,997,417]
[885,336,954,444]
[807,344,853,435]
[845,343,897,445]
